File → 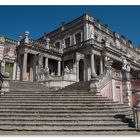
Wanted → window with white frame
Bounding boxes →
[75,32,81,44]
[64,37,70,48]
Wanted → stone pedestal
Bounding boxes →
[122,71,132,106]
[122,81,132,106]
[133,107,140,130]
[0,72,10,95]
[89,73,100,94]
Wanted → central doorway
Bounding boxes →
[79,59,84,81]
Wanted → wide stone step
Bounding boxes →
[0,117,123,121]
[0,103,129,107]
[2,95,110,99]
[0,121,128,126]
[0,106,132,110]
[0,100,122,104]
[0,125,134,131]
[0,97,116,101]
[1,130,139,135]
[7,90,98,93]
[0,109,132,114]
[0,113,132,118]
[5,93,97,96]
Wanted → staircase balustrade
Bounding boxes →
[98,67,122,90]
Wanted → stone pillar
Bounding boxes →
[16,54,21,80]
[22,53,27,81]
[76,60,79,81]
[13,62,17,80]
[45,57,48,69]
[57,60,61,76]
[91,53,96,76]
[100,57,104,75]
[32,55,37,81]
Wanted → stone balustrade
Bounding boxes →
[98,67,122,89]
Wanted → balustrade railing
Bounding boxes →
[63,39,102,53]
[98,67,122,89]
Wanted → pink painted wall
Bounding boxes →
[100,79,123,103]
[114,80,123,103]
[131,80,140,106]
[101,80,113,100]
[131,80,140,90]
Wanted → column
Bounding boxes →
[32,55,37,81]
[13,62,17,80]
[58,60,61,76]
[100,57,103,75]
[30,56,33,81]
[91,53,96,76]
[22,53,27,81]
[76,60,79,81]
[16,55,21,80]
[45,57,48,68]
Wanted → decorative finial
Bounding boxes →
[24,31,30,44]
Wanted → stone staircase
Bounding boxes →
[10,80,50,91]
[61,81,90,91]
[0,81,138,135]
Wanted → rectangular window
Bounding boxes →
[75,32,81,44]
[55,42,60,48]
[65,37,70,48]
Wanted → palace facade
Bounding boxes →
[1,13,140,106]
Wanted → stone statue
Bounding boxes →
[45,67,49,74]
[44,67,50,79]
[122,57,128,71]
[105,56,113,68]
[122,57,131,80]
[64,66,70,74]
[90,31,94,39]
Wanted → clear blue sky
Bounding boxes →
[0,6,140,47]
